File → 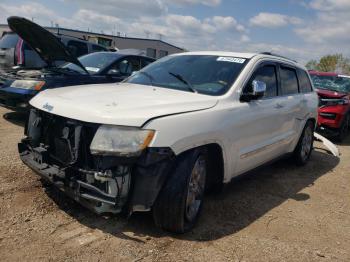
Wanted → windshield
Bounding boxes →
[126,55,248,96]
[310,74,350,93]
[63,52,122,74]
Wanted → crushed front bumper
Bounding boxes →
[19,140,175,215]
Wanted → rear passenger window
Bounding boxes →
[250,65,278,98]
[141,58,154,68]
[298,69,313,93]
[67,40,88,57]
[280,67,299,95]
[92,45,106,52]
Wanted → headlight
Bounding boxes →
[320,98,349,106]
[10,80,45,90]
[90,125,155,157]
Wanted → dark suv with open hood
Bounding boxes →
[0,17,155,111]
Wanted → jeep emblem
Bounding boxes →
[43,103,54,112]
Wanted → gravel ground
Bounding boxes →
[0,106,349,262]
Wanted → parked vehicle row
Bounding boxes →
[0,17,107,70]
[0,17,154,111]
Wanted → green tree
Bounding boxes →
[305,60,318,70]
[305,54,350,74]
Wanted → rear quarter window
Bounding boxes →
[67,40,89,57]
[280,66,299,95]
[297,69,313,93]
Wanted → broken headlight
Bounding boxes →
[90,125,155,157]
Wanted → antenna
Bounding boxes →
[158,33,163,41]
[144,30,150,39]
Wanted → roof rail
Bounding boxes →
[260,52,297,63]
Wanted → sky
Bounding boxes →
[0,0,349,64]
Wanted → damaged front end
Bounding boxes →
[19,109,175,214]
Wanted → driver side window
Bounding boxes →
[111,57,141,76]
[245,65,278,98]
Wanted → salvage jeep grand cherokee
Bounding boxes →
[19,51,318,233]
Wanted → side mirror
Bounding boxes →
[240,80,267,102]
[107,69,121,76]
[252,80,266,97]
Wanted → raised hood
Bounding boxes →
[30,83,218,127]
[7,16,87,72]
[316,88,347,98]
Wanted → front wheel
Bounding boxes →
[293,121,314,165]
[152,148,207,233]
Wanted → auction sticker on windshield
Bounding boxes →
[217,57,246,63]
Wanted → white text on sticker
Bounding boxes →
[217,57,246,64]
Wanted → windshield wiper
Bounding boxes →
[138,71,154,85]
[168,72,197,93]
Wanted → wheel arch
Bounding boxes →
[175,142,226,192]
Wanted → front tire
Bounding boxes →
[152,148,207,233]
[293,120,314,165]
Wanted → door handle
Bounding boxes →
[274,103,284,109]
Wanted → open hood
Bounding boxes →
[7,16,87,73]
[30,83,218,127]
[316,88,347,98]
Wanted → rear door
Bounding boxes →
[276,64,305,151]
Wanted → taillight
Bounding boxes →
[15,38,24,66]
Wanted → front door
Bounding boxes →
[234,63,288,174]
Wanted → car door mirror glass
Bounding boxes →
[252,80,266,97]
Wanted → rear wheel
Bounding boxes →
[152,148,207,233]
[293,121,314,165]
[336,114,349,142]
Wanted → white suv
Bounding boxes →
[19,51,318,233]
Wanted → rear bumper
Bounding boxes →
[18,140,175,214]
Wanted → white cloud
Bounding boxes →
[309,0,350,11]
[63,0,168,18]
[294,0,350,58]
[166,0,221,6]
[249,12,302,28]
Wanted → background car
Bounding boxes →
[0,17,154,112]
[0,31,108,70]
[309,70,350,141]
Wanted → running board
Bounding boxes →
[314,132,340,157]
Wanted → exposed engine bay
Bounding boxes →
[19,109,174,214]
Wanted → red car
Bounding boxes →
[309,71,350,141]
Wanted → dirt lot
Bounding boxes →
[0,107,349,262]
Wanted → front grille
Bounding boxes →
[29,109,99,167]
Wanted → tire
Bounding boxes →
[293,120,314,166]
[336,114,349,143]
[152,148,207,233]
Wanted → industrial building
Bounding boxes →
[0,24,184,59]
